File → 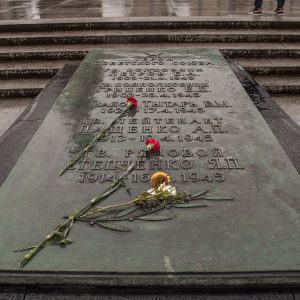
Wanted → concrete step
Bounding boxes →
[0,29,298,38]
[1,17,300,32]
[1,29,300,45]
[0,79,48,98]
[1,43,300,61]
[0,19,299,136]
[253,74,300,94]
[0,61,80,78]
[1,74,299,98]
[238,58,300,74]
[1,58,300,79]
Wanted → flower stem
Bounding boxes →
[82,198,137,218]
[18,150,147,268]
[59,106,130,176]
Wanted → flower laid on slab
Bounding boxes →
[147,182,177,196]
[59,96,139,176]
[150,171,171,188]
[145,138,160,152]
[78,172,234,229]
[16,139,161,268]
[147,172,176,196]
[127,96,138,108]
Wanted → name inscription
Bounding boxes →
[68,55,244,185]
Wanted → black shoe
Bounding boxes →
[274,7,284,15]
[248,7,262,15]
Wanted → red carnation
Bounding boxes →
[127,96,138,108]
[145,138,160,152]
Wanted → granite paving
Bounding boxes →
[0,286,27,300]
[0,98,31,137]
[273,96,300,127]
[0,0,299,20]
[22,288,297,300]
[0,286,299,300]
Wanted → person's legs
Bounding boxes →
[277,0,285,8]
[274,0,285,15]
[249,0,262,14]
[254,0,263,8]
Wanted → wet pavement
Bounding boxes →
[273,95,300,127]
[0,98,31,137]
[0,0,299,20]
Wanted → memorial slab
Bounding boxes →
[0,49,299,287]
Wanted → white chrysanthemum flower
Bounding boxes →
[147,182,176,196]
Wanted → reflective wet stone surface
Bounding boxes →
[0,49,299,286]
[273,96,300,127]
[0,0,299,19]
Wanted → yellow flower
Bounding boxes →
[150,172,171,188]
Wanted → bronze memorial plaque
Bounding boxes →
[0,49,299,286]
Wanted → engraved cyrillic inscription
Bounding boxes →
[67,55,243,184]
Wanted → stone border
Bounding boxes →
[230,61,300,173]
[0,64,78,187]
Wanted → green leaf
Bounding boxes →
[202,197,234,201]
[96,222,131,232]
[173,203,208,208]
[57,238,74,246]
[191,190,208,198]
[14,245,37,252]
[53,231,65,240]
[115,206,139,218]
[136,215,172,221]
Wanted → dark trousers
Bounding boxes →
[254,0,285,8]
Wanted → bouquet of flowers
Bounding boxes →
[15,95,233,269]
[16,96,164,268]
[75,172,234,230]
